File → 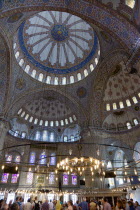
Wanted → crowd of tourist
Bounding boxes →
[0,196,140,210]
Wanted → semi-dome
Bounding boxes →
[13,10,100,85]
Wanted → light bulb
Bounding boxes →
[90,157,93,162]
[1,165,4,170]
[55,170,58,174]
[81,157,84,162]
[15,166,18,171]
[92,172,94,176]
[92,178,94,181]
[90,167,93,172]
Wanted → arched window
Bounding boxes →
[95,58,98,65]
[70,76,74,84]
[62,77,66,85]
[35,131,40,140]
[29,152,36,164]
[40,152,47,165]
[73,115,77,121]
[77,73,81,81]
[45,121,48,126]
[1,173,9,183]
[25,114,29,120]
[21,132,26,138]
[119,102,124,109]
[6,155,12,163]
[18,109,22,115]
[126,99,131,107]
[21,111,25,117]
[72,174,77,185]
[46,76,51,84]
[25,65,30,73]
[107,161,112,169]
[50,153,56,166]
[19,59,24,67]
[113,103,117,110]
[106,104,110,111]
[11,174,19,184]
[90,64,94,72]
[15,155,21,163]
[34,118,38,124]
[61,120,64,126]
[39,120,43,126]
[126,122,132,129]
[42,130,48,141]
[63,174,69,185]
[38,73,43,82]
[15,51,19,59]
[55,121,59,126]
[31,70,36,78]
[69,117,73,123]
[132,96,138,104]
[71,135,74,142]
[50,132,54,142]
[65,119,68,125]
[50,121,54,127]
[54,77,59,85]
[49,172,55,184]
[64,136,68,142]
[29,116,33,123]
[26,172,33,184]
[134,119,139,126]
[13,43,17,49]
[14,130,19,137]
[114,150,124,177]
[84,69,88,77]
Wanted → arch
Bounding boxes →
[6,88,87,127]
[0,1,139,50]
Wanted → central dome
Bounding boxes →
[14,10,100,84]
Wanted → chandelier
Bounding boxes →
[56,157,106,176]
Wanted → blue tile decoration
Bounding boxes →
[18,21,98,74]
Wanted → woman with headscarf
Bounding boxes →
[55,201,62,210]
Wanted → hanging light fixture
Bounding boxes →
[56,157,105,176]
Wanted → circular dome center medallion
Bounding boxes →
[51,25,68,41]
[14,10,100,84]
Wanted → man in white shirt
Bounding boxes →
[24,199,33,210]
[49,200,54,210]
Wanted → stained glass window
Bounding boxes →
[6,155,12,163]
[29,152,36,164]
[15,155,21,163]
[49,172,55,184]
[11,174,19,183]
[72,175,77,185]
[1,173,9,183]
[40,152,47,165]
[50,153,56,166]
[26,172,33,184]
[63,174,69,185]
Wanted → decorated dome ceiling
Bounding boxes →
[104,63,140,102]
[13,10,100,85]
[17,96,77,127]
